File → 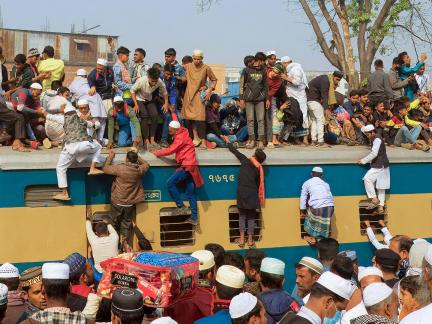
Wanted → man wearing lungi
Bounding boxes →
[358,124,390,214]
[300,166,334,244]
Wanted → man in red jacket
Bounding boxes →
[150,120,203,226]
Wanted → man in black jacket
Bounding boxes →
[228,143,266,248]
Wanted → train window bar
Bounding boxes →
[24,185,64,208]
[160,207,195,248]
[228,205,262,243]
[359,199,387,236]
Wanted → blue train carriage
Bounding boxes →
[1,146,432,284]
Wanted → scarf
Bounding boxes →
[249,156,265,207]
[117,59,130,83]
[327,74,337,107]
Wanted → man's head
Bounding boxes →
[266,51,277,67]
[116,46,130,64]
[42,45,55,59]
[51,80,63,92]
[192,49,204,67]
[398,51,410,65]
[230,292,266,324]
[361,124,376,141]
[363,282,398,320]
[422,245,432,288]
[96,58,108,73]
[311,166,324,179]
[392,57,401,70]
[94,221,109,237]
[317,238,339,264]
[280,56,292,69]
[57,87,70,99]
[182,55,193,68]
[244,55,254,68]
[244,249,266,282]
[332,71,343,87]
[295,257,323,298]
[223,252,244,271]
[205,243,225,270]
[76,68,87,78]
[14,54,27,71]
[63,253,94,286]
[164,48,177,64]
[126,150,139,164]
[20,266,47,310]
[215,265,245,300]
[358,89,369,104]
[113,96,124,111]
[348,89,359,104]
[254,52,267,66]
[191,250,216,283]
[374,59,384,70]
[168,120,181,136]
[111,288,144,324]
[0,283,7,323]
[41,263,70,303]
[399,275,430,313]
[163,64,174,81]
[259,257,285,290]
[394,100,408,117]
[146,67,160,87]
[330,255,354,280]
[133,48,146,63]
[358,267,384,290]
[389,235,413,261]
[338,250,358,274]
[30,83,43,98]
[418,65,426,75]
[77,99,90,115]
[373,248,401,276]
[0,263,20,291]
[210,93,221,110]
[253,149,266,164]
[374,101,385,113]
[27,48,40,65]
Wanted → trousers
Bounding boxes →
[245,101,265,140]
[138,101,158,140]
[0,104,25,139]
[167,169,198,220]
[307,101,325,142]
[394,125,421,145]
[94,117,106,143]
[110,203,135,243]
[238,208,256,235]
[363,167,390,206]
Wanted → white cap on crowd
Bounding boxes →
[113,96,124,103]
[425,244,432,266]
[358,266,383,281]
[0,283,7,306]
[312,166,323,173]
[0,263,19,278]
[151,317,178,324]
[169,121,181,129]
[297,257,324,275]
[76,68,87,76]
[30,83,42,90]
[192,49,204,58]
[229,292,258,319]
[77,99,89,106]
[216,265,245,289]
[42,263,69,280]
[266,50,276,57]
[260,257,285,276]
[317,271,354,300]
[280,56,292,63]
[363,282,393,307]
[191,250,215,271]
[361,124,375,134]
[97,58,107,66]
[64,103,76,114]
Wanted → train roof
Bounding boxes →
[0,145,431,170]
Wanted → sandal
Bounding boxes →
[12,145,31,152]
[247,240,255,248]
[235,238,245,248]
[53,193,71,201]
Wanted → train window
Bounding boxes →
[359,200,386,235]
[160,207,195,247]
[24,185,64,207]
[228,205,262,243]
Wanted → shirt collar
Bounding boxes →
[297,306,321,324]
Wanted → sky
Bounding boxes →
[0,0,425,70]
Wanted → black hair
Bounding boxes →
[205,243,225,268]
[244,248,266,272]
[349,89,359,97]
[51,80,63,91]
[43,46,55,58]
[42,278,70,300]
[210,93,221,104]
[94,222,109,236]
[199,267,215,280]
[254,52,267,62]
[410,109,424,119]
[223,252,244,270]
[182,55,193,64]
[373,100,385,108]
[14,54,26,64]
[317,238,339,262]
[147,67,160,80]
[374,59,384,67]
[151,63,162,71]
[392,57,400,65]
[117,46,130,55]
[254,149,266,164]
[126,151,139,164]
[69,268,85,285]
[0,277,19,291]
[358,88,368,97]
[310,282,346,303]
[260,271,284,289]
[215,281,242,300]
[333,70,344,78]
[390,235,414,253]
[312,171,323,178]
[163,64,175,73]
[232,301,261,324]
[112,307,145,324]
[57,86,70,96]
[135,48,146,57]
[398,51,408,64]
[330,255,354,280]
[393,100,407,112]
[244,55,255,67]
[165,48,177,56]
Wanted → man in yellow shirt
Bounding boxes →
[37,46,65,91]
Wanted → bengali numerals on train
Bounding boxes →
[208,174,235,183]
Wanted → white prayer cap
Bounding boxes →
[409,240,431,269]
[96,58,107,66]
[191,250,215,271]
[76,68,87,76]
[280,56,292,63]
[317,271,354,300]
[64,103,76,114]
[42,263,69,280]
[151,317,178,324]
[169,120,181,129]
[363,282,393,307]
[0,283,7,306]
[266,50,276,57]
[358,266,383,282]
[361,124,375,134]
[216,265,245,289]
[30,83,42,90]
[312,166,323,173]
[77,99,89,106]
[229,292,258,319]
[192,49,204,58]
[425,244,432,266]
[0,263,19,278]
[113,95,124,103]
[414,238,428,244]
[260,257,285,276]
[297,256,324,275]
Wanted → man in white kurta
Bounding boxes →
[358,125,390,213]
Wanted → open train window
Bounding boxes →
[228,205,262,243]
[359,200,386,235]
[160,207,195,247]
[24,185,64,207]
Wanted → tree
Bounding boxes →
[199,0,432,88]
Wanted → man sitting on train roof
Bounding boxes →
[300,166,335,245]
[0,97,27,151]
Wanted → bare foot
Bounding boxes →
[365,220,371,227]
[378,220,385,227]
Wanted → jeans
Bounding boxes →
[162,109,182,141]
[118,124,133,147]
[206,133,226,147]
[307,101,325,142]
[221,125,248,142]
[167,169,197,220]
[245,101,265,140]
[394,125,421,145]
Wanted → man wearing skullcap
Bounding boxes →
[0,262,26,323]
[16,266,46,322]
[152,316,178,324]
[258,258,300,324]
[196,265,245,323]
[63,253,94,300]
[300,167,334,243]
[0,283,8,323]
[25,263,87,323]
[292,257,323,306]
[111,288,145,323]
[228,141,266,248]
[373,248,400,288]
[358,124,390,213]
[88,58,115,114]
[150,120,203,226]
[229,292,266,324]
[182,49,217,149]
[351,282,398,324]
[243,249,267,296]
[280,272,353,324]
